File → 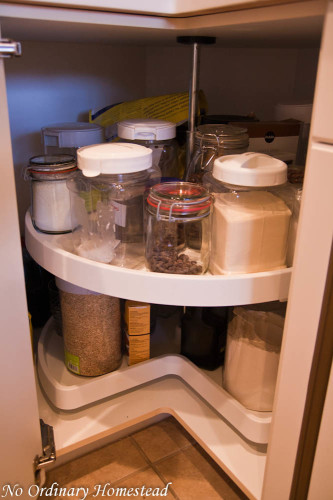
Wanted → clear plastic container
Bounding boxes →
[223,302,286,411]
[56,277,121,376]
[117,119,179,179]
[67,143,153,269]
[25,154,77,234]
[204,152,294,275]
[41,122,104,156]
[145,182,212,274]
[186,124,249,183]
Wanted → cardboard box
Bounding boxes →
[230,120,301,160]
[124,301,150,366]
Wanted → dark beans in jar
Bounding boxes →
[147,233,202,275]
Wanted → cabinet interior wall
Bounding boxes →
[4,40,319,232]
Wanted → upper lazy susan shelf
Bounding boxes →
[25,212,291,307]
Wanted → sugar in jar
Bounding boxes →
[26,154,77,234]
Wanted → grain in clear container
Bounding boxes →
[56,278,122,376]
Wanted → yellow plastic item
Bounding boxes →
[90,91,207,138]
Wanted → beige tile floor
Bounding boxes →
[45,417,249,499]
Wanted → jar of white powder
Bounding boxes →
[67,143,154,268]
[223,302,286,411]
[203,152,295,275]
[26,155,77,234]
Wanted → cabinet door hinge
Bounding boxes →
[33,419,56,483]
[0,39,21,58]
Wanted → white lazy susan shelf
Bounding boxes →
[38,319,271,444]
[37,322,267,500]
[25,212,292,307]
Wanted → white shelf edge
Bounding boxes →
[25,212,291,307]
[37,365,266,500]
[38,319,271,444]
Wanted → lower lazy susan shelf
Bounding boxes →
[38,319,271,445]
[37,364,266,500]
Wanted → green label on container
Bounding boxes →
[65,351,80,375]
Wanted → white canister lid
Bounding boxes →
[42,122,104,148]
[77,143,153,177]
[117,119,176,141]
[55,277,100,295]
[212,152,288,187]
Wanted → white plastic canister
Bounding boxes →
[117,119,179,178]
[204,152,295,275]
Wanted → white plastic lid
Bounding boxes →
[212,152,288,187]
[55,277,100,295]
[117,119,176,141]
[77,143,153,177]
[42,122,104,148]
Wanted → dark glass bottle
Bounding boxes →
[180,306,228,370]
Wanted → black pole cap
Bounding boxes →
[177,36,216,45]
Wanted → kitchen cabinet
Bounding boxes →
[0,0,313,17]
[0,0,332,499]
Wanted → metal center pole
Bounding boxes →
[177,36,216,179]
[187,42,200,170]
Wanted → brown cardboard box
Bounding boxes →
[124,301,150,366]
[230,120,301,160]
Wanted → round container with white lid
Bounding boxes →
[117,118,179,179]
[186,124,249,183]
[203,152,294,275]
[26,154,77,234]
[67,143,153,269]
[42,122,104,156]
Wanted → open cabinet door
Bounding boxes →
[261,3,333,498]
[0,39,43,489]
[308,362,333,499]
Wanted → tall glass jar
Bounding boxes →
[186,124,249,183]
[117,119,179,179]
[25,154,77,234]
[145,182,212,275]
[223,302,286,411]
[204,152,295,275]
[67,143,153,269]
